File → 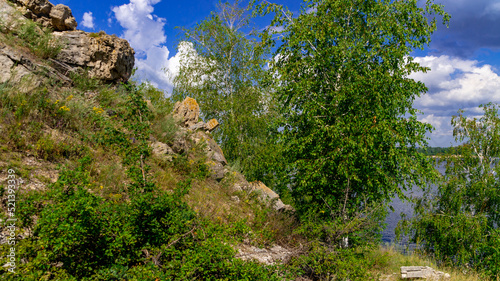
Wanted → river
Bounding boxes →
[381,162,446,243]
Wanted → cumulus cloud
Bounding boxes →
[82,12,95,29]
[429,0,500,56]
[133,42,195,93]
[410,55,500,146]
[112,0,185,92]
[112,0,166,54]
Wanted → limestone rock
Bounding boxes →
[49,4,76,31]
[173,97,200,127]
[53,31,135,82]
[151,141,175,162]
[226,170,251,192]
[401,266,450,280]
[206,119,219,132]
[9,0,77,31]
[189,118,220,133]
[207,160,225,181]
[236,244,292,265]
[0,55,14,83]
[191,131,227,165]
[249,181,290,211]
[189,121,207,131]
[0,0,27,30]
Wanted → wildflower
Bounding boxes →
[55,100,59,105]
[59,105,70,112]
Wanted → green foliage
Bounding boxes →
[1,82,281,280]
[260,0,447,234]
[404,103,500,279]
[69,69,103,91]
[172,0,279,181]
[287,244,379,280]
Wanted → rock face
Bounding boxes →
[10,0,77,31]
[53,31,135,82]
[0,41,73,90]
[0,0,135,82]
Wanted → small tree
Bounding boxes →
[172,0,277,180]
[405,103,500,277]
[260,0,448,242]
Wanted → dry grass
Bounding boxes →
[370,245,490,281]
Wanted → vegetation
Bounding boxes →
[402,103,500,279]
[417,146,454,156]
[0,0,498,280]
[259,0,448,245]
[172,0,280,182]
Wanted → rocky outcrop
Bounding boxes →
[53,31,135,82]
[173,97,201,128]
[0,0,135,82]
[151,97,293,211]
[9,0,77,31]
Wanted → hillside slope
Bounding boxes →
[0,1,491,280]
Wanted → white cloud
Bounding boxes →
[410,55,500,146]
[112,0,166,54]
[112,0,186,92]
[412,56,500,109]
[82,12,95,29]
[133,43,194,93]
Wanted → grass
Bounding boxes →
[368,245,490,281]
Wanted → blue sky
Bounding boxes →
[51,0,500,147]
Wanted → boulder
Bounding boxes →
[49,4,76,31]
[9,0,77,31]
[53,31,135,82]
[173,97,200,127]
[191,131,227,165]
[151,141,175,162]
[249,181,289,211]
[207,160,225,181]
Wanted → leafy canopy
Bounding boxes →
[261,0,449,223]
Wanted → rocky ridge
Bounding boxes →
[153,97,293,212]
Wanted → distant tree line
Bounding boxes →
[416,147,453,156]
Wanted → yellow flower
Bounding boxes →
[55,100,59,104]
[66,95,74,101]
[59,105,70,112]
[93,107,104,114]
